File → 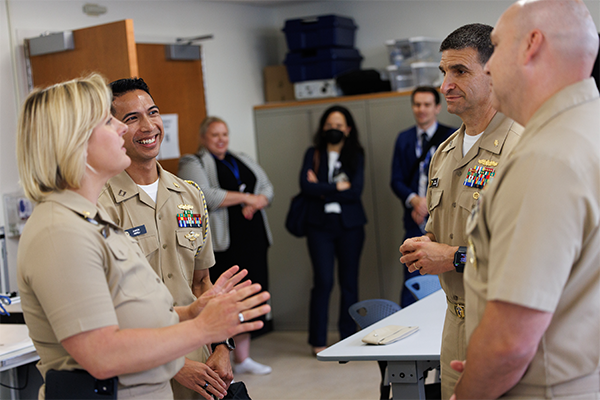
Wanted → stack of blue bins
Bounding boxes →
[283,15,363,83]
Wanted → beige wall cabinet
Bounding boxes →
[254,92,461,331]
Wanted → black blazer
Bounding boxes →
[299,147,367,229]
[390,123,455,237]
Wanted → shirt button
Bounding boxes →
[453,295,458,301]
[473,192,480,200]
[450,233,454,239]
[158,214,162,220]
[168,273,173,279]
[156,278,160,283]
[173,302,178,307]
[169,307,174,312]
[163,244,167,249]
[452,202,456,208]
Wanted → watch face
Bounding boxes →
[226,338,236,350]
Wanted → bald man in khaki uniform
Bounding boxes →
[399,24,522,399]
[98,78,232,400]
[452,1,600,398]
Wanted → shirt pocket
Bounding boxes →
[458,190,477,214]
[428,188,443,213]
[107,235,157,298]
[175,228,204,283]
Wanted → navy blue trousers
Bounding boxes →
[306,214,365,347]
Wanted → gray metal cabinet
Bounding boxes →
[254,93,461,332]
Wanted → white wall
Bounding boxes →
[273,0,600,70]
[1,0,599,294]
[0,0,280,291]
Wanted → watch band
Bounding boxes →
[211,338,235,352]
[454,246,467,273]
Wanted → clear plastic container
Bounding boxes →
[386,65,414,91]
[409,37,442,63]
[386,37,442,68]
[411,62,443,87]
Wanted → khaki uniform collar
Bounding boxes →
[523,78,599,144]
[442,112,513,169]
[44,190,120,229]
[106,163,186,208]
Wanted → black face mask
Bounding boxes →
[324,129,345,145]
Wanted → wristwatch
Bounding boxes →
[453,246,468,273]
[211,338,236,352]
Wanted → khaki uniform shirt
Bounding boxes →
[425,112,522,399]
[465,79,600,394]
[99,165,215,397]
[17,190,183,399]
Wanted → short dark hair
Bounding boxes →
[109,77,153,114]
[109,77,153,97]
[411,86,440,105]
[440,23,494,65]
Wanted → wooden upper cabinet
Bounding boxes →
[27,19,207,175]
[28,19,138,87]
[136,43,207,174]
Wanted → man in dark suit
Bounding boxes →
[391,86,455,307]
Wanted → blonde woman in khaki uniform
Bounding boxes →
[16,74,270,400]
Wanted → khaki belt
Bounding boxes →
[446,299,465,319]
[505,369,600,397]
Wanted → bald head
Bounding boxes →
[515,0,598,74]
[486,0,599,125]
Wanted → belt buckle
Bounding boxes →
[455,304,465,319]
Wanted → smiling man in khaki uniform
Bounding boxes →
[452,1,600,398]
[98,78,232,400]
[399,24,522,399]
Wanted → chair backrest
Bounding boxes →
[348,299,401,329]
[404,275,442,300]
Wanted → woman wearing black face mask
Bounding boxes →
[298,105,367,355]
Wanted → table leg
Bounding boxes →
[388,360,438,400]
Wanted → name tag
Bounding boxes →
[125,225,147,237]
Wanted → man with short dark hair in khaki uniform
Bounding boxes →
[399,24,523,399]
[98,78,233,400]
[451,1,600,398]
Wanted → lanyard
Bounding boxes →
[214,153,246,192]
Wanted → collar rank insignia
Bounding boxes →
[177,210,202,228]
[118,189,126,197]
[464,165,495,189]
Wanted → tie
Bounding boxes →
[421,132,431,176]
[421,132,430,155]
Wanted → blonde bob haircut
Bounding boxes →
[198,116,227,151]
[17,73,111,202]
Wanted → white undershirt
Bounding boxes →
[324,151,342,214]
[138,178,160,203]
[463,131,483,157]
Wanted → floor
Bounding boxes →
[235,331,381,400]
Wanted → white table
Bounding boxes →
[317,289,446,399]
[0,324,38,372]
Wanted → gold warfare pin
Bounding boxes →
[478,159,498,167]
[178,204,194,211]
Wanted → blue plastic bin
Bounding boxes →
[284,48,363,83]
[283,15,357,51]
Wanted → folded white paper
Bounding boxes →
[362,325,419,345]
